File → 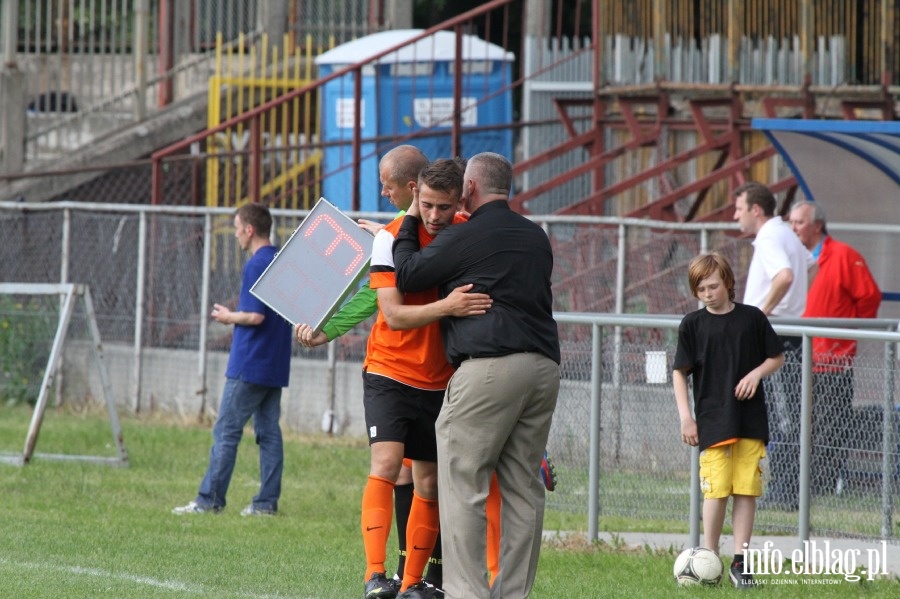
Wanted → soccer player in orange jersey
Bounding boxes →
[361,158,491,599]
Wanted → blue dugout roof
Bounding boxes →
[752,118,900,203]
[752,118,900,303]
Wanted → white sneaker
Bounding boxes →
[171,501,221,515]
[240,504,276,516]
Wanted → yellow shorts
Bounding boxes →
[699,439,766,499]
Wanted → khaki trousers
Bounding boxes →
[436,353,559,599]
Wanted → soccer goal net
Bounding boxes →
[0,283,128,467]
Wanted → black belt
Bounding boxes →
[458,352,520,365]
[454,355,482,367]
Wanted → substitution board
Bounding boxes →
[251,197,374,332]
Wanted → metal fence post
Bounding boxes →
[132,211,147,412]
[881,336,896,538]
[197,213,213,416]
[55,208,72,407]
[689,446,700,547]
[798,334,813,541]
[690,227,706,548]
[612,223,626,388]
[325,340,337,434]
[588,322,603,542]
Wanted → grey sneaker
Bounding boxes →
[171,501,221,515]
[240,504,276,517]
[729,561,755,590]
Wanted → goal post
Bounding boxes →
[0,283,129,467]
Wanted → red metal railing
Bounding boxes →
[151,0,521,211]
[152,0,900,222]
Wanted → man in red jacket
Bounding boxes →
[789,200,882,495]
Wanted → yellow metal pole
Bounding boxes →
[308,34,317,209]
[224,35,238,208]
[269,43,279,207]
[297,36,307,210]
[207,32,223,209]
[282,34,294,212]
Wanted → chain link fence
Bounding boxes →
[549,314,900,544]
[2,201,900,543]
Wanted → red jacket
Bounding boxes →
[803,236,881,370]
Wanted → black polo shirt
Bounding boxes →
[392,200,560,367]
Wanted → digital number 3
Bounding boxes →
[304,214,365,276]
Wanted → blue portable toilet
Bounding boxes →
[315,29,515,212]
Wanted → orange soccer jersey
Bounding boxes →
[363,214,466,390]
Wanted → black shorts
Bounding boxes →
[362,371,444,462]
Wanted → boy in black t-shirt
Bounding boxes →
[673,253,784,589]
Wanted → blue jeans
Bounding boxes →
[196,377,283,511]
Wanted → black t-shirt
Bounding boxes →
[673,303,783,451]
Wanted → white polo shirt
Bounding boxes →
[743,216,815,317]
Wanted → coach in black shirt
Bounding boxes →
[393,152,560,599]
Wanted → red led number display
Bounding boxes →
[304,214,366,276]
[250,198,374,330]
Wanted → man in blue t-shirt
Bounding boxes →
[173,202,292,516]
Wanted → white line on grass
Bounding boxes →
[1,557,313,598]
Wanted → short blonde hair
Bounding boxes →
[687,252,736,301]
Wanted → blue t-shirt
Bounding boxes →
[226,245,291,387]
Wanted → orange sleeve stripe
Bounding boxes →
[370,271,395,290]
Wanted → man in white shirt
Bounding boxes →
[733,182,817,510]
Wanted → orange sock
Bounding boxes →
[400,492,440,592]
[486,472,501,586]
[362,474,395,580]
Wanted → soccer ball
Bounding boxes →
[673,547,723,586]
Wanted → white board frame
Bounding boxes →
[251,197,374,332]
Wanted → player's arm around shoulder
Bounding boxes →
[376,286,414,331]
[377,284,492,331]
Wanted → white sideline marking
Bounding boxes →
[1,557,312,598]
